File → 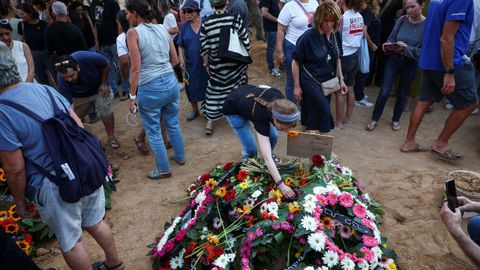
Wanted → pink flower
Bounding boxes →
[327,192,338,206]
[272,223,281,230]
[353,204,367,219]
[361,218,375,231]
[187,218,197,230]
[339,224,352,238]
[316,194,328,205]
[175,229,186,241]
[313,206,323,220]
[355,181,364,189]
[339,193,353,208]
[163,240,175,253]
[299,237,307,245]
[362,235,378,247]
[360,246,375,262]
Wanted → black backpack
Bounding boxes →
[0,87,108,203]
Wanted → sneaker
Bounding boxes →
[355,98,374,108]
[445,103,454,110]
[471,108,479,115]
[270,68,282,78]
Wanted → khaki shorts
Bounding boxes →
[73,90,114,120]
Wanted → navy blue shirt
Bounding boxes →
[259,0,280,32]
[361,8,381,47]
[419,0,474,71]
[57,51,108,101]
[293,29,343,82]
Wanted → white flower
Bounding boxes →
[267,202,278,213]
[301,215,318,232]
[363,193,371,202]
[341,257,355,270]
[304,194,318,203]
[169,255,184,269]
[307,232,326,252]
[303,200,316,214]
[213,253,235,268]
[358,261,369,270]
[213,217,223,229]
[304,267,315,270]
[313,186,328,195]
[322,250,339,268]
[342,167,352,176]
[260,202,268,213]
[195,191,206,205]
[156,217,181,251]
[244,198,255,208]
[319,267,329,270]
[251,190,262,198]
[326,184,341,195]
[369,260,378,270]
[371,246,382,258]
[366,210,376,221]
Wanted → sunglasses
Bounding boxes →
[0,19,9,25]
[54,60,72,68]
[184,9,195,13]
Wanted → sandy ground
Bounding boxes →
[33,38,480,270]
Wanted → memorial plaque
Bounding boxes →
[287,132,333,158]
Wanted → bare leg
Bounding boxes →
[62,239,92,270]
[101,113,115,140]
[431,103,477,153]
[137,128,146,141]
[191,102,199,112]
[335,91,345,128]
[401,100,433,151]
[84,221,122,269]
[345,87,355,124]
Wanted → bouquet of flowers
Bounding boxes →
[150,155,397,270]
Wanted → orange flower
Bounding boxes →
[8,205,16,217]
[205,178,217,189]
[237,205,251,215]
[321,216,332,230]
[16,240,31,255]
[339,182,353,187]
[284,177,293,186]
[207,233,219,245]
[287,130,299,138]
[9,211,22,222]
[288,202,301,213]
[214,187,227,198]
[0,168,5,182]
[0,211,7,217]
[5,222,19,234]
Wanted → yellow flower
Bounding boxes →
[287,130,299,138]
[9,211,22,222]
[8,205,16,217]
[16,240,31,255]
[288,202,301,213]
[270,189,283,204]
[206,178,217,189]
[5,223,19,234]
[0,168,5,182]
[237,205,251,215]
[239,181,248,189]
[382,243,388,248]
[295,247,304,258]
[339,182,353,188]
[207,233,219,245]
[214,187,227,198]
[284,177,293,186]
[386,262,397,270]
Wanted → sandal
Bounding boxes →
[108,138,120,149]
[186,111,200,121]
[134,136,148,153]
[147,169,172,180]
[93,261,124,270]
[365,121,377,132]
[431,149,464,161]
[170,156,186,166]
[392,122,401,131]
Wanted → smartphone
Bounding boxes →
[445,180,458,212]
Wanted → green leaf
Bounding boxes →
[40,226,49,239]
[22,218,34,227]
[47,230,55,239]
[274,232,283,243]
[28,222,46,232]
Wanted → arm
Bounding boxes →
[261,7,277,23]
[69,106,84,128]
[364,26,378,52]
[337,57,348,94]
[127,28,141,112]
[23,43,35,82]
[440,20,461,95]
[0,149,31,217]
[256,132,295,199]
[119,54,130,85]
[178,46,186,70]
[169,38,179,67]
[276,23,287,65]
[440,203,480,267]
[99,63,110,97]
[167,26,180,35]
[292,59,302,103]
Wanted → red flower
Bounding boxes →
[203,243,215,261]
[213,246,223,257]
[237,170,249,181]
[24,234,33,244]
[224,189,236,202]
[299,180,309,186]
[223,162,233,171]
[312,154,325,168]
[200,173,211,182]
[186,241,198,255]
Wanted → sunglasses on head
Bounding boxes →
[0,19,9,25]
[54,60,72,68]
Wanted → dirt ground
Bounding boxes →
[33,38,480,270]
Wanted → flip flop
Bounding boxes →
[147,169,172,180]
[170,156,186,166]
[431,149,464,161]
[108,138,120,149]
[400,143,429,153]
[134,137,148,153]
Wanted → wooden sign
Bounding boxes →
[287,131,333,159]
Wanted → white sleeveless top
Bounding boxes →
[11,40,28,82]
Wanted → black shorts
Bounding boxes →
[341,52,359,87]
[419,63,478,109]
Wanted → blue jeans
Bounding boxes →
[354,50,375,101]
[100,43,129,95]
[468,215,480,246]
[138,72,185,173]
[265,32,276,71]
[225,115,278,159]
[372,55,418,122]
[284,39,296,103]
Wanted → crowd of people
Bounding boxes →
[0,0,480,268]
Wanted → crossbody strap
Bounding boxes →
[302,66,322,86]
[293,0,311,24]
[246,88,270,117]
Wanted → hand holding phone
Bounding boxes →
[445,180,458,212]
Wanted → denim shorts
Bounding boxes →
[341,51,359,87]
[419,64,478,109]
[34,179,105,252]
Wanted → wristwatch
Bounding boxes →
[446,68,455,74]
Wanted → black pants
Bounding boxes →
[0,230,41,270]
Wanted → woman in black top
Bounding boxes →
[223,85,299,199]
[17,3,49,85]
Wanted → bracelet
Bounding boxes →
[275,179,284,187]
[129,94,137,100]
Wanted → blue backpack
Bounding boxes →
[0,87,108,203]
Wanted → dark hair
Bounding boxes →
[415,0,425,4]
[32,0,47,9]
[17,3,40,20]
[343,0,364,12]
[69,1,82,11]
[117,10,130,33]
[0,0,13,17]
[125,0,154,21]
[54,55,79,72]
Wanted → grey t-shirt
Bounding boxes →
[387,15,426,61]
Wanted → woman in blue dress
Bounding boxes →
[177,0,208,121]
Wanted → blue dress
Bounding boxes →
[177,21,208,103]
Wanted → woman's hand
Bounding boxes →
[382,42,392,52]
[278,182,295,199]
[294,86,302,103]
[277,50,285,66]
[129,98,138,114]
[340,79,348,95]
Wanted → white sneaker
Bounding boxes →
[355,98,374,108]
[471,108,479,115]
[270,68,282,78]
[445,103,453,110]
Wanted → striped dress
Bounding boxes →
[200,11,250,120]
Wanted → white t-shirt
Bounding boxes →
[11,40,28,82]
[341,9,364,56]
[162,13,178,40]
[116,32,128,57]
[277,0,318,45]
[470,0,480,44]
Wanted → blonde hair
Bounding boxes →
[313,1,342,34]
[269,99,298,126]
[364,0,380,16]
